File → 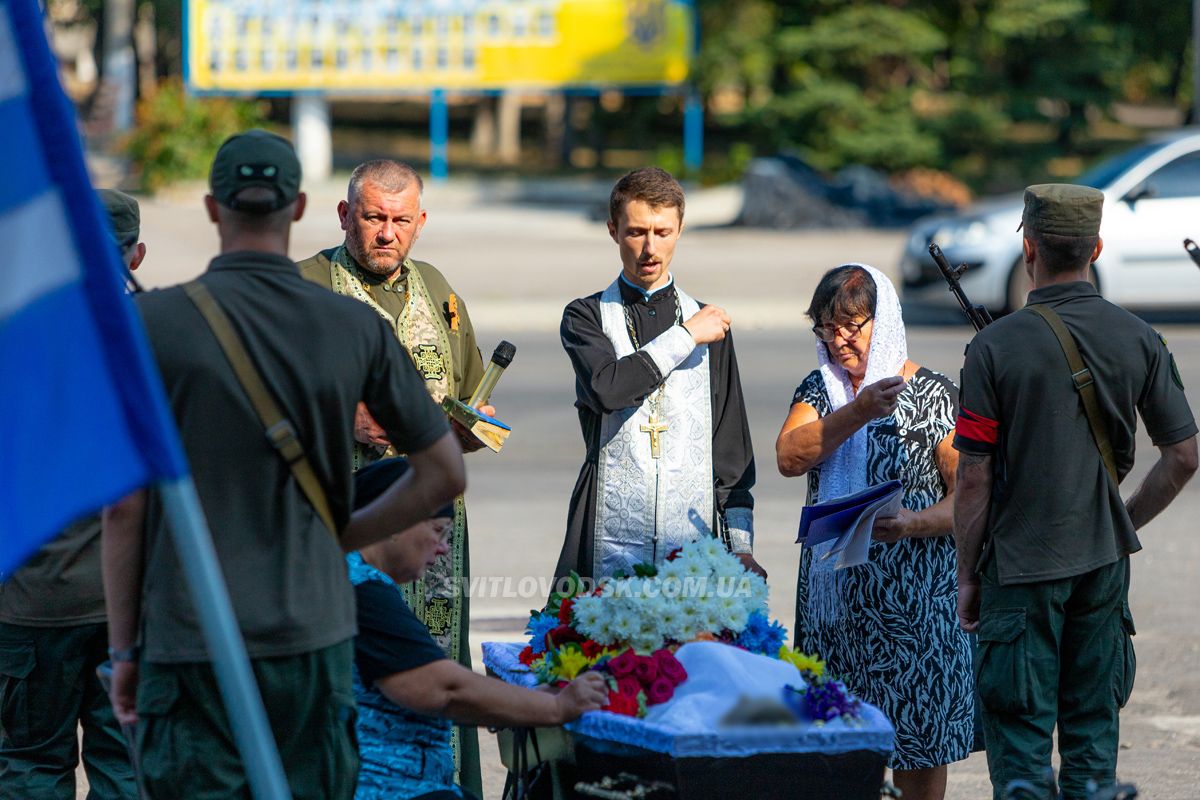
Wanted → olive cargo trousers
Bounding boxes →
[975,556,1135,800]
[0,621,137,799]
[136,639,359,800]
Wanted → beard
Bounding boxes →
[347,236,406,277]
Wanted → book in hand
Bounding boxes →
[795,480,903,570]
[441,397,512,453]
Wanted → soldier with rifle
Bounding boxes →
[951,184,1197,800]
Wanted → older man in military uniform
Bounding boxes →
[953,184,1198,799]
[298,160,488,795]
[103,132,465,799]
[0,189,145,800]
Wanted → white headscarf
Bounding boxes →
[805,264,908,624]
[813,263,908,503]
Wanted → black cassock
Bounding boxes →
[554,279,756,580]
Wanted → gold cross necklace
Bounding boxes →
[623,292,681,459]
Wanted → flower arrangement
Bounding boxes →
[517,539,784,717]
[780,649,863,724]
[517,540,866,724]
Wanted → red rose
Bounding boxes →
[652,650,688,686]
[606,648,638,678]
[646,677,675,705]
[581,640,606,660]
[603,690,640,717]
[548,624,584,646]
[665,547,684,562]
[558,596,575,624]
[617,676,642,699]
[518,645,535,666]
[633,655,659,685]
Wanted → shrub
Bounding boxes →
[123,79,266,192]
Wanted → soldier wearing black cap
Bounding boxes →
[101,130,466,799]
[0,188,145,800]
[953,183,1198,799]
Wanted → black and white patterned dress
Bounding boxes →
[792,367,973,770]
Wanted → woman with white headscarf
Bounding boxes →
[775,265,972,800]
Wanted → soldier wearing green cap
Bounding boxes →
[101,129,466,799]
[0,188,145,800]
[953,183,1198,799]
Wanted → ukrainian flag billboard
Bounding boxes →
[185,0,694,93]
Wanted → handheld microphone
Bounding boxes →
[468,341,516,408]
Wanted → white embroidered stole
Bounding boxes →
[593,279,714,579]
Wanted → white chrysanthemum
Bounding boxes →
[635,593,667,622]
[678,551,711,580]
[699,606,722,633]
[676,597,701,632]
[723,604,750,633]
[572,595,604,638]
[657,604,683,640]
[590,617,618,646]
[744,573,770,610]
[713,594,740,628]
[657,559,685,583]
[610,607,639,641]
[696,537,720,563]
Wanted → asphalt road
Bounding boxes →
[82,179,1200,798]
[465,324,1200,799]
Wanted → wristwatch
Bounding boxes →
[107,645,140,664]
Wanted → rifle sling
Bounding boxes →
[1027,304,1120,486]
[183,281,338,537]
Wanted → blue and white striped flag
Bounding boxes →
[0,0,188,573]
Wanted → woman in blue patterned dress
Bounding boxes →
[775,264,973,800]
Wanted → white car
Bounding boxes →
[900,128,1200,314]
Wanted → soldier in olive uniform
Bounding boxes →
[0,189,144,800]
[953,184,1198,799]
[102,132,465,799]
[298,160,488,796]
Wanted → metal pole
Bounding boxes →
[684,88,703,174]
[683,0,703,173]
[431,88,449,181]
[158,478,291,800]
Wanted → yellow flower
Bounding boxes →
[555,648,591,681]
[778,646,826,679]
[586,648,618,667]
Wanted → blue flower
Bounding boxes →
[526,612,559,655]
[734,611,789,656]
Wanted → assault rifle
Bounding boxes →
[1184,238,1200,269]
[928,243,994,331]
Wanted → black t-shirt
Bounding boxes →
[137,251,449,661]
[354,579,447,685]
[0,514,104,626]
[954,281,1196,584]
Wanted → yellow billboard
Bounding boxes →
[185,0,694,93]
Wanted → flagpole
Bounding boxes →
[158,478,292,800]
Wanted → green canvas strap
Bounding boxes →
[1027,303,1120,486]
[183,280,338,537]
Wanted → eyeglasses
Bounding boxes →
[812,316,873,342]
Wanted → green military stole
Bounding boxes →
[328,246,476,785]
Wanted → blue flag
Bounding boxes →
[0,0,188,574]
